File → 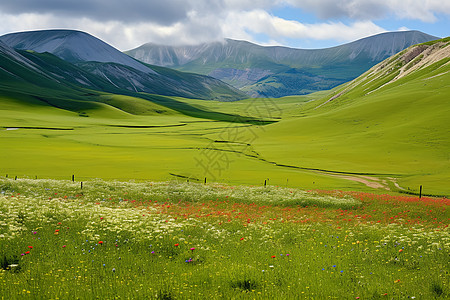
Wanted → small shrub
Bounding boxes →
[230,278,258,291]
[431,282,444,297]
[156,290,174,299]
[0,255,21,272]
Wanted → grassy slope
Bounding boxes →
[249,40,450,195]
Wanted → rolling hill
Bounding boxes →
[0,30,246,101]
[127,31,439,97]
[247,37,450,195]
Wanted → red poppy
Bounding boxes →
[271,255,276,258]
[25,251,30,255]
[28,246,33,249]
[98,241,103,245]
[174,243,179,247]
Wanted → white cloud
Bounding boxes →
[0,0,448,50]
[397,26,410,32]
[284,0,450,22]
[224,10,385,44]
[0,9,387,50]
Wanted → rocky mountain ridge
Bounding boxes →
[127,31,439,97]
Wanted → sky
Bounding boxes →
[0,0,449,50]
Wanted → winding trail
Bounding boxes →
[327,174,388,190]
[191,142,404,191]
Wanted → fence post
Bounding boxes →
[264,179,266,187]
[419,185,422,199]
[72,175,75,182]
[81,182,83,189]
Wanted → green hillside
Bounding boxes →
[246,38,450,195]
[0,44,255,122]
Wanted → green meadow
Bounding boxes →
[0,89,363,191]
[0,178,448,299]
[1,67,449,196]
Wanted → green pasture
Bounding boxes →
[0,86,360,191]
[1,78,449,195]
[0,109,359,190]
[0,179,448,299]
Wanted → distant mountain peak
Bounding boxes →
[0,29,155,74]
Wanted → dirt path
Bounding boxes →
[327,174,389,190]
[324,174,408,191]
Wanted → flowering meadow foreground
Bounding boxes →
[0,179,448,299]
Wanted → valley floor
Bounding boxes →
[1,91,448,197]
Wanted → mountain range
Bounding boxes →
[0,30,246,101]
[0,29,441,105]
[126,31,439,97]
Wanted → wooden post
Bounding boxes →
[35,176,37,179]
[419,185,422,199]
[81,182,83,189]
[264,179,267,187]
[204,177,207,184]
[15,176,17,180]
[5,174,7,178]
[72,175,75,182]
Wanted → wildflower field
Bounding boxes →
[0,178,448,299]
